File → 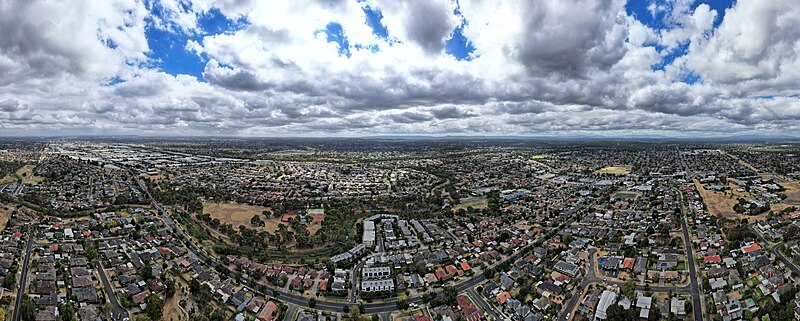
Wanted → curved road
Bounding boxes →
[559,191,703,321]
[750,226,800,276]
[558,248,693,321]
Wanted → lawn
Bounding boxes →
[452,197,488,212]
[16,165,44,184]
[611,191,640,200]
[596,166,631,175]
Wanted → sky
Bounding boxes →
[0,0,799,137]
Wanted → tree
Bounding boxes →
[606,304,636,321]
[621,279,636,298]
[443,286,458,305]
[164,277,176,298]
[140,262,153,280]
[144,294,164,321]
[395,300,409,310]
[308,298,316,309]
[20,295,36,321]
[134,315,152,321]
[58,302,74,321]
[251,215,263,227]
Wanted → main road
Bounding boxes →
[12,226,34,321]
[677,191,704,321]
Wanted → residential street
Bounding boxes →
[97,261,129,321]
[12,226,34,321]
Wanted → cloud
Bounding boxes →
[373,0,459,54]
[685,0,800,91]
[0,0,797,136]
[430,106,477,119]
[511,0,629,78]
[0,99,20,112]
[386,111,434,124]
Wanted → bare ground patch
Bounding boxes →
[779,181,800,205]
[203,202,279,232]
[694,180,767,222]
[596,166,632,175]
[164,283,188,321]
[0,203,15,231]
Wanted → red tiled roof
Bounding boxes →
[496,291,511,304]
[742,243,762,253]
[622,258,636,270]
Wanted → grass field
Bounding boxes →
[452,197,488,212]
[0,175,14,184]
[203,202,279,232]
[596,166,631,175]
[779,181,800,205]
[694,180,768,222]
[163,280,188,321]
[513,222,534,231]
[694,180,738,218]
[0,203,15,231]
[611,191,640,200]
[203,202,322,234]
[16,165,44,184]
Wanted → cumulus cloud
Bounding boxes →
[0,99,20,112]
[0,0,798,136]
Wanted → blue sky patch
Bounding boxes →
[145,25,207,80]
[142,3,248,81]
[362,5,388,39]
[445,23,475,61]
[625,0,735,30]
[198,8,249,35]
[445,0,475,61]
[103,75,125,86]
[679,71,701,85]
[323,22,352,58]
[652,41,690,71]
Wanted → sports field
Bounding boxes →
[596,166,631,175]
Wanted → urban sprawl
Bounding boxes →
[0,138,799,321]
